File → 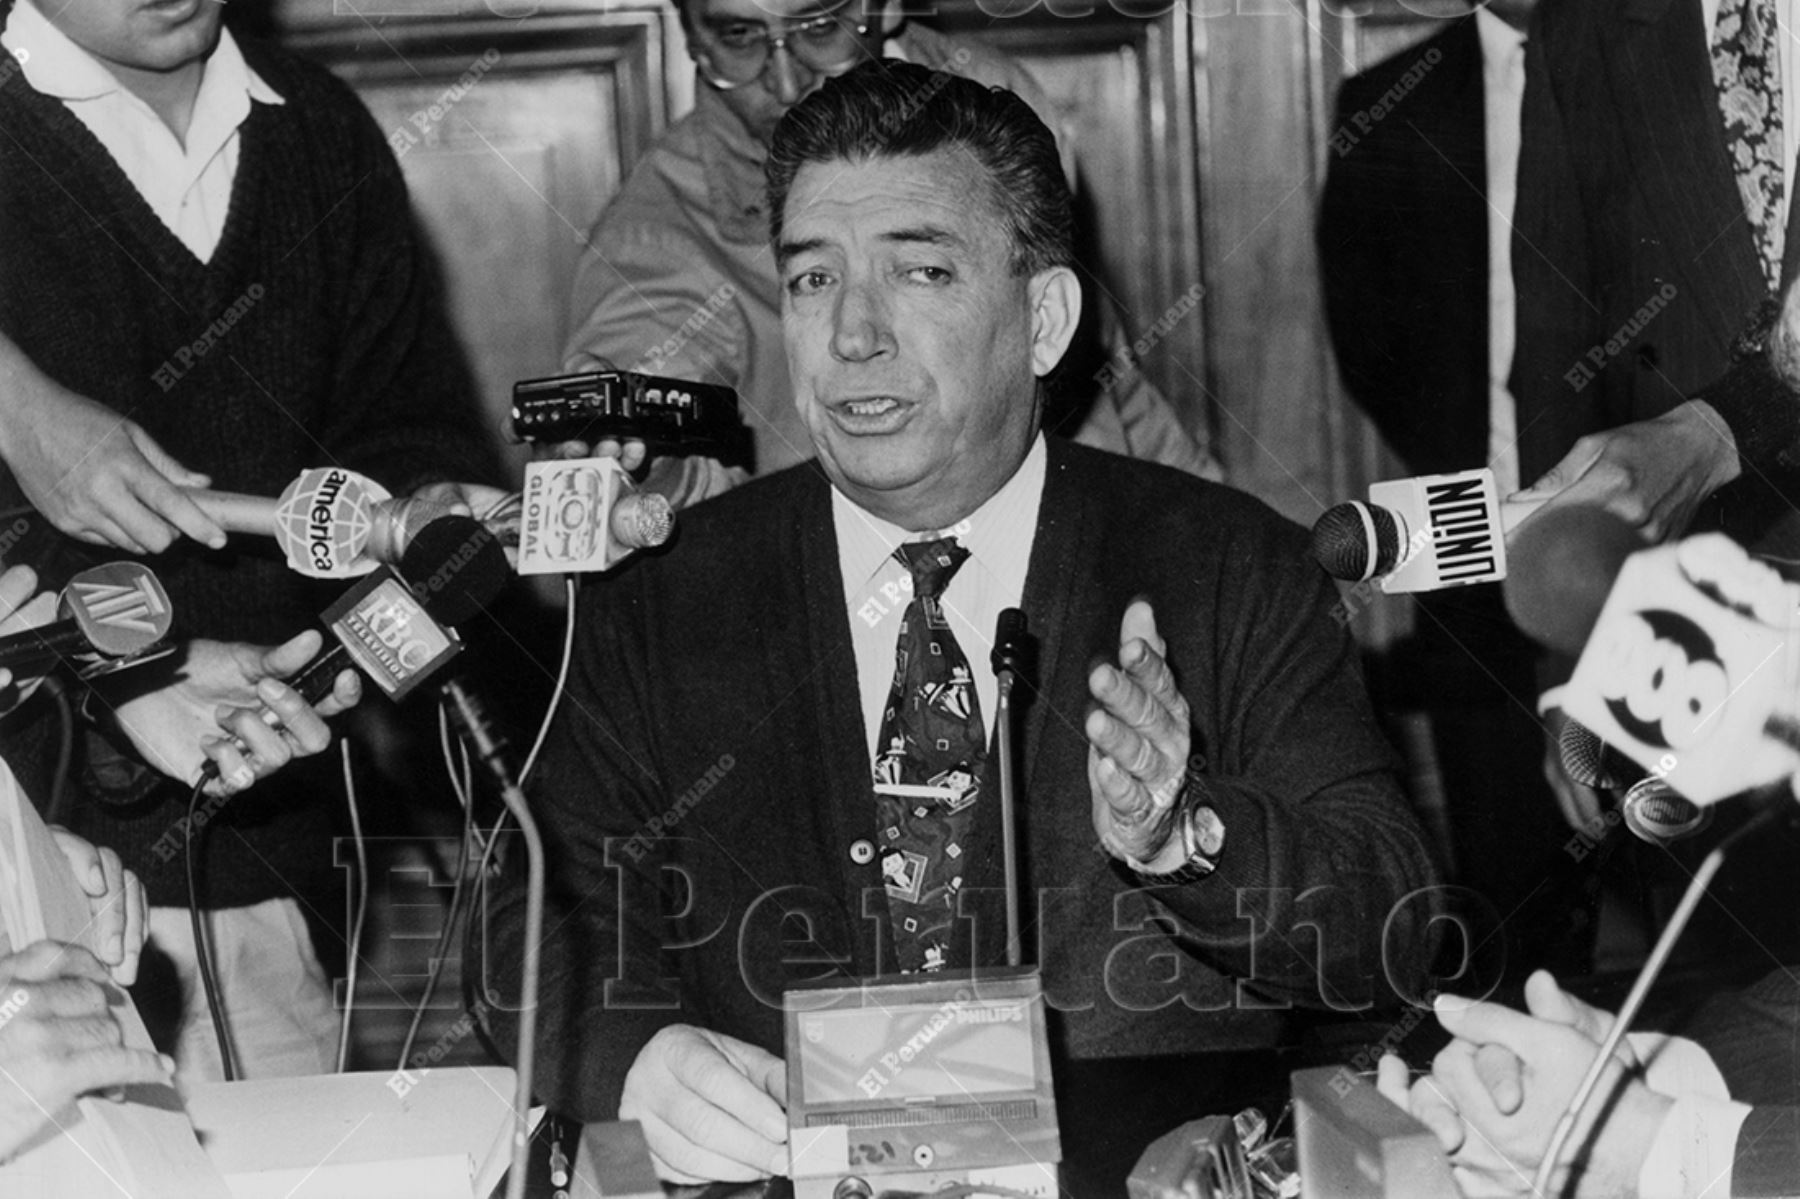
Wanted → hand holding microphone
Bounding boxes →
[1311,467,1545,593]
[0,332,225,555]
[1513,401,1741,544]
[0,565,60,709]
[107,633,362,795]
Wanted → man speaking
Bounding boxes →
[477,60,1438,1186]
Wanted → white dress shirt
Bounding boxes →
[836,436,1046,762]
[1477,8,1527,496]
[1,0,283,263]
[1628,1030,1752,1199]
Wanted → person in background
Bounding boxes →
[0,0,503,1082]
[0,559,356,1163]
[1318,0,1583,980]
[558,0,1219,504]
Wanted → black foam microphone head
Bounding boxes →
[1558,717,1643,791]
[990,607,1033,680]
[398,515,510,626]
[1310,501,1401,582]
[1503,504,1646,657]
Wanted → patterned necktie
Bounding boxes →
[1714,0,1786,289]
[871,538,986,974]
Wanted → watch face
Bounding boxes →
[1191,805,1226,858]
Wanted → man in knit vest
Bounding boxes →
[0,0,502,1082]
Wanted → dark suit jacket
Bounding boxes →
[1678,971,1800,1193]
[1320,15,1489,476]
[474,440,1439,1120]
[1512,0,1800,542]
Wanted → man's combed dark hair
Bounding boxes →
[766,59,1074,276]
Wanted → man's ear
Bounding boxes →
[1027,266,1082,378]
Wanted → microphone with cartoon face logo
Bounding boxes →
[1508,506,1800,806]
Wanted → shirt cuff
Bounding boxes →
[1630,1032,1732,1101]
[1635,1093,1752,1199]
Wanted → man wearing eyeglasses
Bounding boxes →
[559,0,1220,502]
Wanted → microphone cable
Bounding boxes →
[38,675,74,825]
[472,573,578,913]
[1531,794,1786,1195]
[405,571,576,1074]
[395,713,476,1072]
[336,739,367,1074]
[187,763,236,1082]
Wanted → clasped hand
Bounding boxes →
[0,942,174,1164]
[1376,971,1673,1197]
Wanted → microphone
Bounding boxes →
[189,467,405,579]
[1503,504,1647,657]
[1510,507,1800,805]
[1619,775,1714,844]
[514,456,675,575]
[1559,717,1714,843]
[0,563,173,677]
[1558,717,1642,791]
[287,516,510,705]
[1310,467,1545,592]
[990,607,1034,683]
[989,607,1033,969]
[196,460,675,579]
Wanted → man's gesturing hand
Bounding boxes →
[1086,599,1191,868]
[618,1024,789,1184]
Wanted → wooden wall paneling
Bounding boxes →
[922,3,1210,443]
[1344,0,1471,70]
[1192,1,1345,524]
[267,4,679,475]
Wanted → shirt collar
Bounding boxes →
[4,0,284,109]
[1474,7,1527,62]
[835,433,1048,600]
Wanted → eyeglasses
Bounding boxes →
[692,7,872,90]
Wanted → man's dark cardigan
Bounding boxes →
[475,440,1439,1120]
[0,28,497,910]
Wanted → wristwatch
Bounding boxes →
[1128,791,1225,885]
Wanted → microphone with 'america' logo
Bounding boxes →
[188,466,467,579]
[0,562,174,678]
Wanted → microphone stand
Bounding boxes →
[990,610,1031,969]
[444,677,543,1199]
